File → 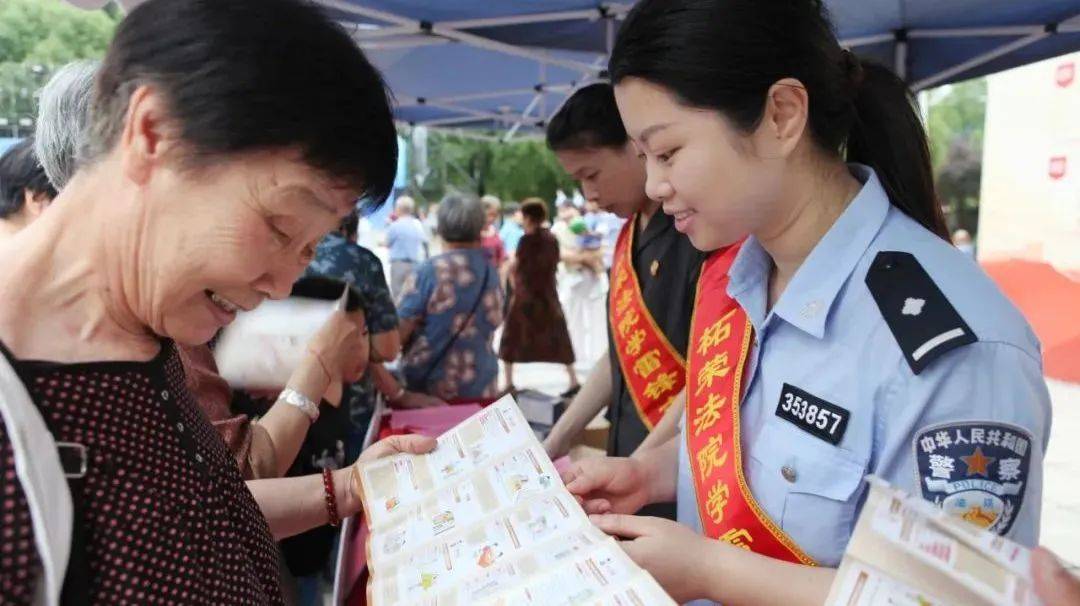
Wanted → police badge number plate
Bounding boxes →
[775,384,850,445]
[913,421,1033,536]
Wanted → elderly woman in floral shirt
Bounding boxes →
[397,194,505,403]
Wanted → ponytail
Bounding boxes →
[846,58,949,240]
[610,0,950,241]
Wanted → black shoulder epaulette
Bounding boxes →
[865,251,977,375]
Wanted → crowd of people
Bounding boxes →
[378,188,621,403]
[0,0,1076,605]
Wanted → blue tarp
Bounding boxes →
[323,0,1080,132]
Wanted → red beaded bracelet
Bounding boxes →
[322,467,341,527]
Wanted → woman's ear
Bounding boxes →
[754,77,810,159]
[119,85,183,186]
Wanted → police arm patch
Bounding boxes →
[913,421,1033,536]
[865,251,977,375]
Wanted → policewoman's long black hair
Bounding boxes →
[608,0,950,241]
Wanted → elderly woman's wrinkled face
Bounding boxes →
[111,86,359,346]
[137,151,356,346]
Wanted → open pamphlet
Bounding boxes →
[826,476,1051,606]
[354,396,676,606]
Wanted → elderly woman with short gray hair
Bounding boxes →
[397,194,505,402]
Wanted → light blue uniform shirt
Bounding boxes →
[676,165,1051,575]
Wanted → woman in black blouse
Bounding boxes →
[0,1,432,604]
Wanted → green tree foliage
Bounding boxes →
[487,140,576,203]
[0,0,118,135]
[405,130,576,210]
[925,79,987,234]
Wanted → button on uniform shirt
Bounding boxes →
[676,165,1051,577]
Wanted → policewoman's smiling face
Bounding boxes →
[613,77,791,251]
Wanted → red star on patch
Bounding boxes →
[961,447,996,477]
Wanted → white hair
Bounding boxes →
[34,60,100,190]
[395,195,416,215]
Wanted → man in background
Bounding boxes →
[499,201,524,255]
[385,195,427,299]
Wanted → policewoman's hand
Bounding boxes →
[1032,548,1080,606]
[590,514,714,604]
[560,456,652,515]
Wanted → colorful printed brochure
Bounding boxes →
[355,396,675,606]
[826,476,1048,606]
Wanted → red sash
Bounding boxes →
[685,244,815,565]
[608,215,686,429]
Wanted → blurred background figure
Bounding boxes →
[0,137,56,241]
[422,200,441,257]
[479,193,507,269]
[499,198,578,396]
[550,199,579,249]
[499,201,524,256]
[385,195,426,299]
[397,194,504,403]
[552,200,608,372]
[953,228,976,258]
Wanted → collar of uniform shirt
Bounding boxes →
[726,164,890,339]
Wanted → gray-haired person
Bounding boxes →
[396,194,505,402]
[34,59,100,190]
[385,195,427,299]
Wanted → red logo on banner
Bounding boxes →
[1049,156,1067,180]
[1056,62,1075,88]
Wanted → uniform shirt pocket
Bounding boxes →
[754,422,867,566]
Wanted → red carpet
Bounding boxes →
[982,259,1080,383]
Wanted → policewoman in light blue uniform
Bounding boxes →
[560,1,1052,604]
[673,162,1050,559]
